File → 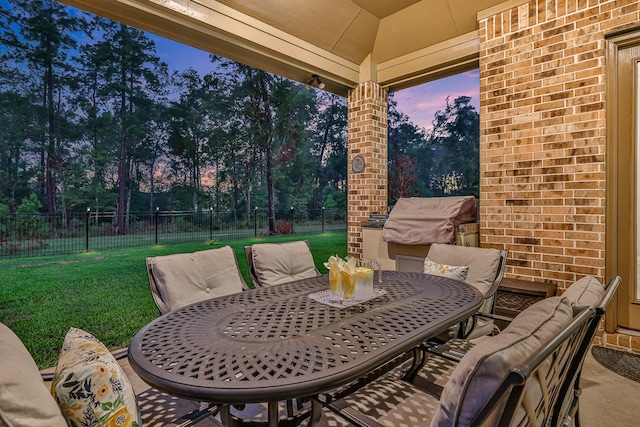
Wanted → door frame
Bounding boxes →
[605,29,640,333]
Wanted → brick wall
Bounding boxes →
[594,324,640,353]
[479,0,640,352]
[347,81,388,257]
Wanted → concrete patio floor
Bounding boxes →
[116,344,640,426]
[580,348,639,427]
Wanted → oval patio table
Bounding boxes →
[128,270,483,427]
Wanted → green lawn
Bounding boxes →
[1,231,347,369]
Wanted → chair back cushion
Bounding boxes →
[51,328,141,427]
[147,245,244,313]
[0,322,67,426]
[430,296,573,427]
[250,241,318,286]
[562,275,605,315]
[426,243,502,298]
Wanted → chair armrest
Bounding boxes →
[458,311,514,339]
[421,341,466,363]
[474,311,515,324]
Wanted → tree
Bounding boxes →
[389,138,419,200]
[93,22,166,233]
[141,102,170,213]
[427,96,480,197]
[271,81,317,215]
[242,67,279,233]
[211,58,318,233]
[1,0,87,216]
[71,22,119,214]
[0,9,36,210]
[0,91,35,210]
[0,2,357,219]
[167,68,226,210]
[309,92,347,210]
[387,94,428,204]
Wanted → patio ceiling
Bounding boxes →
[60,0,514,95]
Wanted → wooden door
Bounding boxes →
[608,34,640,331]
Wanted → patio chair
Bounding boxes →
[553,275,621,427]
[398,244,508,340]
[1,322,219,427]
[318,296,596,427]
[146,245,245,314]
[244,240,320,289]
[416,275,619,404]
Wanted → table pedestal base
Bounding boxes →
[219,401,312,427]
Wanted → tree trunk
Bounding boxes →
[312,112,333,210]
[94,195,99,225]
[46,60,56,218]
[126,187,131,230]
[59,177,67,229]
[266,135,276,233]
[149,158,155,213]
[192,159,198,211]
[116,73,127,235]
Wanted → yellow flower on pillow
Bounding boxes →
[97,365,109,377]
[96,383,110,398]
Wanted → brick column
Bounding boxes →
[347,81,388,257]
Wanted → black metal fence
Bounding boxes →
[0,208,346,259]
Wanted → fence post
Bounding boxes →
[254,207,258,237]
[155,208,159,245]
[85,208,90,252]
[322,206,325,233]
[209,207,213,241]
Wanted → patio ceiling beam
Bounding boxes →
[58,0,485,95]
[377,31,480,91]
[60,0,360,96]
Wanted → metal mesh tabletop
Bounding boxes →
[128,271,482,403]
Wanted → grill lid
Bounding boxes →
[382,196,476,245]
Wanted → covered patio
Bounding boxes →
[45,1,640,423]
[60,0,499,261]
[62,0,640,354]
[21,235,640,426]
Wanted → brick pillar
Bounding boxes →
[347,81,388,257]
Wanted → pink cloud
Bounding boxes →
[393,70,480,132]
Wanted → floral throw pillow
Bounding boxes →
[51,328,140,427]
[423,257,469,281]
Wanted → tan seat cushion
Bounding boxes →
[562,275,605,315]
[430,296,573,427]
[251,241,318,286]
[0,322,67,427]
[426,243,501,298]
[147,245,244,313]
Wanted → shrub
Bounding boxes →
[275,220,295,234]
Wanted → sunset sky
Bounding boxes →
[392,70,480,132]
[1,0,480,134]
[148,33,480,133]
